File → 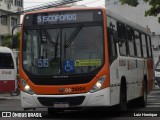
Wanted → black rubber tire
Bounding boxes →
[9,88,20,96]
[119,82,127,111]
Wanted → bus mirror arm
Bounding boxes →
[11,24,22,49]
[108,28,118,43]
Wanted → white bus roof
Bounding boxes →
[24,7,151,35]
[0,47,13,53]
[106,8,151,34]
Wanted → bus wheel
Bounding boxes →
[119,82,127,111]
[139,81,147,107]
[10,88,20,96]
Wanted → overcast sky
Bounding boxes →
[23,0,105,9]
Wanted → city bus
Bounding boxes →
[0,47,17,94]
[18,7,154,113]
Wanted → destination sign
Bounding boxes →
[23,10,103,26]
[37,14,77,24]
[36,12,94,25]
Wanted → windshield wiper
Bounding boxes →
[54,32,59,60]
[41,26,57,47]
[40,26,60,60]
[64,25,83,48]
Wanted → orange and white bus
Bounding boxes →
[18,7,154,113]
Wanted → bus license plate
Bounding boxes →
[53,103,69,108]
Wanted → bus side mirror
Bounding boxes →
[108,28,118,43]
[11,24,22,49]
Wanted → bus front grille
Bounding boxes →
[37,96,85,107]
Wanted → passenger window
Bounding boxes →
[117,22,127,56]
[141,34,147,58]
[108,27,117,64]
[134,31,142,58]
[146,35,152,58]
[127,27,135,57]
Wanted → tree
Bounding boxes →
[1,32,20,50]
[119,0,160,23]
[15,32,20,50]
[1,34,12,48]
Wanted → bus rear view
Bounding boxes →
[0,47,17,93]
[20,8,109,112]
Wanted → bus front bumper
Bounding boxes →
[21,87,111,109]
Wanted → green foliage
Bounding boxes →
[15,32,20,50]
[119,0,160,23]
[119,0,139,7]
[1,34,12,48]
[1,32,20,49]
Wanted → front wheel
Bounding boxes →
[10,88,20,96]
[119,87,127,111]
[118,81,127,111]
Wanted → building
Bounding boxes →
[0,0,23,45]
[105,0,160,65]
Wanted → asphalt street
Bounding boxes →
[0,85,160,119]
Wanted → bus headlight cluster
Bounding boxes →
[89,75,106,93]
[21,79,35,95]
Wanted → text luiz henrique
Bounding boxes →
[134,112,158,117]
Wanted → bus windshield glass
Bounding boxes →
[22,10,104,75]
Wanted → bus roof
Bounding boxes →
[106,9,151,35]
[0,47,13,53]
[24,7,151,35]
[23,7,103,15]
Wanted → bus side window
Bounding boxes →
[107,27,117,64]
[149,36,153,58]
[117,22,127,56]
[146,35,152,58]
[134,30,142,58]
[141,33,147,58]
[126,27,135,57]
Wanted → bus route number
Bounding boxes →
[38,59,49,68]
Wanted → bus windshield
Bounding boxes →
[23,25,104,75]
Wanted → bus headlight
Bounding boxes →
[21,79,35,95]
[89,75,106,93]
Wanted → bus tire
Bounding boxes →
[10,88,20,96]
[119,79,127,111]
[139,80,147,107]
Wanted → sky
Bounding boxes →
[23,0,105,9]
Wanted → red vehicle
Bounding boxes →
[0,47,18,95]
